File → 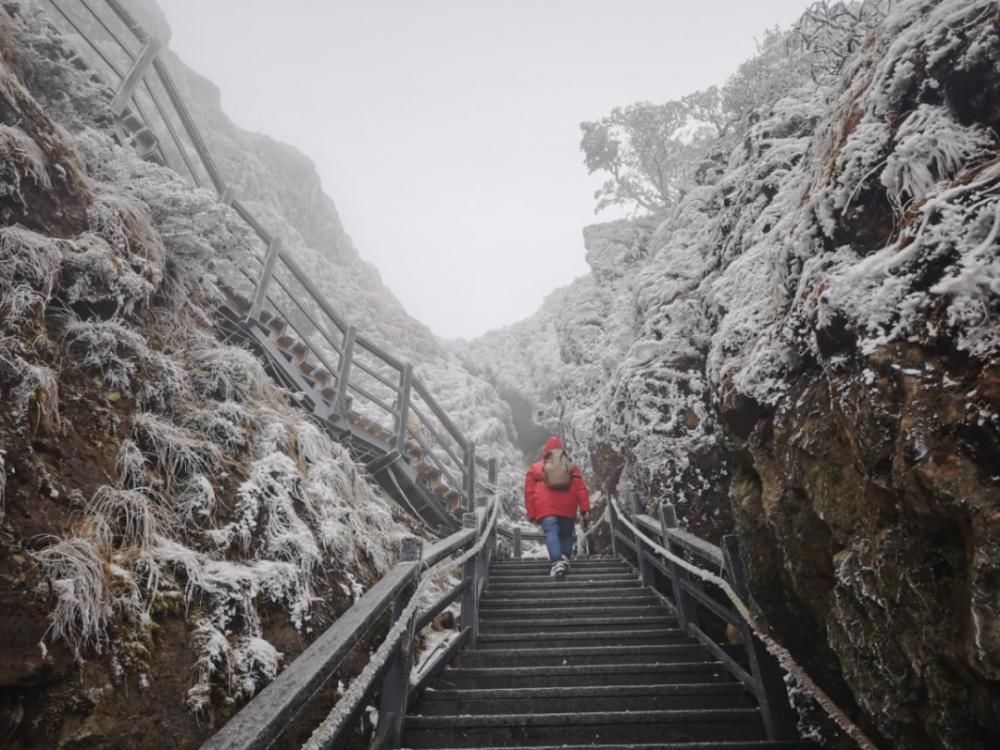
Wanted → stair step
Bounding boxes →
[414,743,816,750]
[490,561,632,570]
[415,683,755,714]
[487,568,636,585]
[486,580,642,594]
[482,590,644,603]
[460,643,712,668]
[480,593,659,609]
[403,708,765,747]
[476,629,691,650]
[480,604,670,620]
[438,663,734,690]
[479,614,677,631]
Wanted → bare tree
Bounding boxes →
[788,1,893,82]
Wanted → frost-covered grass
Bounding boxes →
[31,536,111,660]
[132,412,222,491]
[0,123,51,204]
[188,345,270,404]
[87,485,175,551]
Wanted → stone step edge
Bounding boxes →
[405,707,762,728]
[479,614,675,625]
[401,743,813,750]
[421,682,749,700]
[477,628,688,642]
[464,644,706,658]
[444,661,726,677]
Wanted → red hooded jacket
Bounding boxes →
[524,436,591,522]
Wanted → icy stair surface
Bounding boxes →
[403,557,816,749]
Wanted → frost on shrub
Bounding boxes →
[116,439,148,489]
[183,401,258,457]
[0,340,61,433]
[822,162,1000,359]
[189,346,269,403]
[186,622,282,716]
[880,105,995,207]
[1,0,115,131]
[227,453,321,577]
[62,318,150,392]
[87,485,175,551]
[176,475,216,527]
[31,536,111,659]
[59,234,158,316]
[132,412,221,491]
[0,226,62,319]
[0,123,51,205]
[87,191,165,281]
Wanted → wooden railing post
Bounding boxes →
[333,326,357,418]
[463,442,476,512]
[608,497,620,557]
[660,502,700,630]
[110,38,161,115]
[461,512,480,648]
[722,535,797,741]
[513,527,522,559]
[475,497,488,596]
[377,537,422,748]
[631,492,652,586]
[247,237,282,320]
[487,458,498,490]
[394,363,413,457]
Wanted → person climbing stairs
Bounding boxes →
[403,556,817,749]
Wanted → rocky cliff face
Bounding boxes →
[463,1,999,746]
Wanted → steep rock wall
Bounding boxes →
[463,1,999,745]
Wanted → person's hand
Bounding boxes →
[581,511,591,523]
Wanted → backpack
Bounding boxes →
[542,449,573,489]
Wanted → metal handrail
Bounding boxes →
[202,497,501,749]
[267,263,345,358]
[406,427,463,495]
[407,403,463,469]
[606,494,798,742]
[46,0,496,525]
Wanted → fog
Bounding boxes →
[157,0,818,340]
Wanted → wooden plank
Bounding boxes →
[423,528,476,568]
[354,332,404,371]
[614,529,637,551]
[150,57,227,193]
[111,38,160,114]
[414,580,469,632]
[410,628,471,698]
[688,623,756,691]
[665,526,725,568]
[412,377,468,451]
[680,578,741,625]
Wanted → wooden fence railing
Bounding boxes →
[201,496,500,750]
[607,494,799,742]
[42,0,494,516]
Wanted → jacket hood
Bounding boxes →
[542,436,564,455]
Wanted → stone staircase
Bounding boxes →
[403,557,816,749]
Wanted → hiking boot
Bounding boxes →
[561,554,572,572]
[551,560,568,579]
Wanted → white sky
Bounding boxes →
[157,0,816,340]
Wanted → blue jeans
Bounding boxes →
[539,516,575,562]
